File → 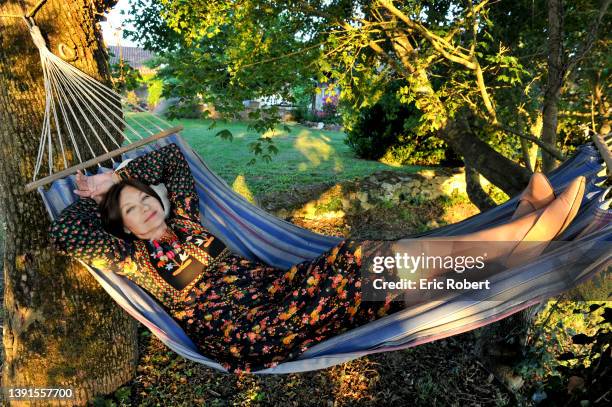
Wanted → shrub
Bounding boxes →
[518,300,611,406]
[292,106,310,123]
[289,83,317,124]
[343,83,458,166]
[320,101,339,124]
[146,77,164,110]
[165,98,206,119]
[109,60,142,94]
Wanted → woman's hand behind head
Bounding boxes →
[74,170,116,204]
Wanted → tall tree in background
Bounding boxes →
[125,0,609,201]
[0,0,138,404]
[484,0,610,172]
[539,0,610,172]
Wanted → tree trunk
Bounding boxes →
[465,165,497,212]
[523,113,543,172]
[439,113,531,198]
[593,71,610,135]
[473,302,545,392]
[0,1,138,405]
[540,0,565,174]
[372,25,531,198]
[310,90,317,115]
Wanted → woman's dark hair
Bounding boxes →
[99,178,163,240]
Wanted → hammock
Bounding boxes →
[38,139,611,373]
[20,19,611,374]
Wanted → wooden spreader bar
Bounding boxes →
[25,125,183,192]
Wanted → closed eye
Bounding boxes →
[123,193,149,215]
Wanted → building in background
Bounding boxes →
[106,45,158,110]
[107,45,157,76]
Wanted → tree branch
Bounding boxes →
[474,62,498,123]
[377,0,501,124]
[337,18,415,77]
[564,0,611,74]
[367,37,413,77]
[479,123,565,160]
[377,0,476,68]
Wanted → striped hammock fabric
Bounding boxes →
[38,134,611,374]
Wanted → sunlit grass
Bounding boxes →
[127,115,430,196]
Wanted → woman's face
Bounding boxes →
[119,185,166,239]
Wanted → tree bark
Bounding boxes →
[0,1,138,405]
[540,0,564,174]
[465,164,497,212]
[593,71,610,135]
[520,113,542,173]
[439,113,531,197]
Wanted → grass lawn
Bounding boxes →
[127,114,428,197]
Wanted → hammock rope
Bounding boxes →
[23,18,180,192]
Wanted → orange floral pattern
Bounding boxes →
[172,239,404,373]
[49,143,405,373]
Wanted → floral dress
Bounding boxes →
[49,143,404,373]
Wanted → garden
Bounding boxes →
[0,1,610,406]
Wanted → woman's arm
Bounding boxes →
[49,197,134,274]
[115,143,200,220]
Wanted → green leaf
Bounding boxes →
[215,129,233,141]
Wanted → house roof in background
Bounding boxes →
[107,45,156,73]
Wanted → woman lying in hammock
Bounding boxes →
[49,143,586,373]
